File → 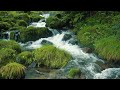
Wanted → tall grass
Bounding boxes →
[95,36,120,62]
[33,45,72,68]
[0,62,26,79]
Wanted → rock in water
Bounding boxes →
[41,40,53,45]
[68,39,78,45]
[82,47,94,53]
[62,34,72,41]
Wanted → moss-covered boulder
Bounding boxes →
[0,62,26,79]
[0,48,16,67]
[0,21,11,32]
[46,16,66,29]
[17,51,34,66]
[20,26,53,43]
[41,40,53,45]
[0,40,21,53]
[33,45,72,68]
[16,20,28,27]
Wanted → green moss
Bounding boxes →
[68,68,81,78]
[33,45,72,68]
[17,51,34,66]
[0,62,26,79]
[0,21,11,32]
[20,26,53,43]
[0,48,16,67]
[0,40,21,53]
[46,16,66,29]
[94,36,120,62]
[14,13,30,24]
[17,20,28,27]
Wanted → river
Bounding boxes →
[16,13,120,79]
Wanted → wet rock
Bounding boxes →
[95,61,111,70]
[41,40,53,45]
[82,47,94,53]
[62,34,72,41]
[68,39,78,45]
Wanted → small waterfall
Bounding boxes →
[2,31,11,40]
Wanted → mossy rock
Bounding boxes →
[33,45,72,68]
[0,62,26,79]
[0,21,11,32]
[0,40,21,53]
[16,20,28,27]
[20,26,53,43]
[0,48,16,67]
[17,51,34,66]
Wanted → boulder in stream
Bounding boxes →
[41,40,53,45]
[62,34,72,41]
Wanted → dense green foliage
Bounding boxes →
[33,45,72,68]
[17,51,34,66]
[0,40,21,53]
[0,62,26,79]
[0,48,16,67]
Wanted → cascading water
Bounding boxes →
[21,13,120,79]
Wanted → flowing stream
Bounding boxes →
[19,13,120,79]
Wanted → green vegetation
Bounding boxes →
[0,40,21,53]
[33,45,72,68]
[17,51,34,66]
[46,16,66,29]
[20,26,53,42]
[77,24,112,47]
[68,68,81,78]
[0,48,16,67]
[16,20,28,27]
[0,21,11,32]
[0,62,26,79]
[94,36,120,62]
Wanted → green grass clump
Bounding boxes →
[94,36,120,62]
[0,62,26,79]
[17,51,34,66]
[33,45,72,68]
[68,68,81,78]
